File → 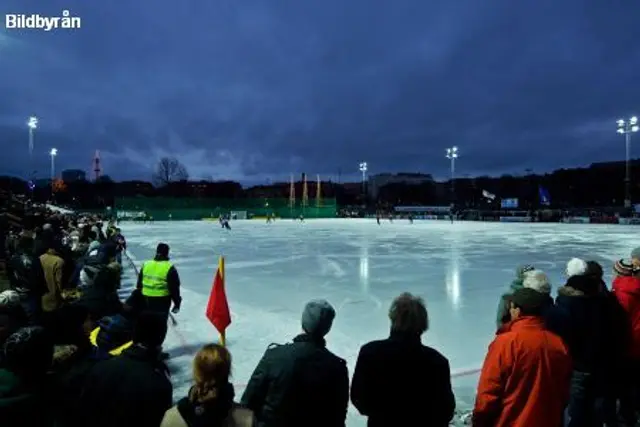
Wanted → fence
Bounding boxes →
[114,197,337,221]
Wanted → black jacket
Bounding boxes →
[9,251,46,296]
[79,344,173,427]
[351,332,455,427]
[240,333,349,427]
[546,285,622,375]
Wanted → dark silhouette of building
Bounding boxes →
[61,169,86,182]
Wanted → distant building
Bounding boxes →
[61,169,86,182]
[367,173,434,198]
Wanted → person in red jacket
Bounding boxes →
[473,288,572,427]
[612,259,640,424]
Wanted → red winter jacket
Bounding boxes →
[612,275,640,359]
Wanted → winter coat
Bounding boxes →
[39,249,65,312]
[545,285,611,375]
[496,278,525,329]
[8,251,46,297]
[240,333,349,427]
[473,316,572,427]
[79,344,173,427]
[350,331,455,427]
[161,384,255,427]
[0,368,53,427]
[612,275,640,359]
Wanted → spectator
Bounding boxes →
[241,299,349,427]
[495,264,535,329]
[8,234,45,323]
[351,292,455,427]
[79,311,173,427]
[0,293,28,352]
[39,238,65,313]
[586,260,630,426]
[161,343,255,427]
[473,288,572,427]
[522,269,554,310]
[631,247,640,268]
[611,259,640,425]
[545,268,610,426]
[0,326,55,426]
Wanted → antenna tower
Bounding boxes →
[93,150,102,181]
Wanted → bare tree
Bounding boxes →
[152,157,189,187]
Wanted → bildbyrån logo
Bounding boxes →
[5,10,81,31]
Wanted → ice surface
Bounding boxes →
[118,219,638,426]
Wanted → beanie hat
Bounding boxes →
[585,261,604,280]
[614,259,635,276]
[516,265,535,280]
[3,326,53,376]
[301,299,336,338]
[0,290,20,307]
[133,311,168,348]
[631,247,640,260]
[522,270,552,295]
[566,258,588,277]
[510,288,549,312]
[156,243,170,257]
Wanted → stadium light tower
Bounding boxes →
[446,146,458,204]
[49,148,58,181]
[617,117,639,208]
[359,162,368,199]
[27,116,38,178]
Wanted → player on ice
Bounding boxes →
[266,214,272,224]
[376,214,381,225]
[408,214,414,224]
[299,214,304,222]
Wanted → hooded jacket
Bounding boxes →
[473,316,572,427]
[39,249,65,312]
[612,275,640,359]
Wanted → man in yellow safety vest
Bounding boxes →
[136,243,182,324]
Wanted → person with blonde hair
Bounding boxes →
[161,343,254,427]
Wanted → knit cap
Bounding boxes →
[301,299,336,338]
[522,270,552,295]
[631,247,640,260]
[516,265,535,280]
[566,274,600,295]
[566,258,588,277]
[614,259,635,276]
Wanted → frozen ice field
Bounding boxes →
[118,219,639,426]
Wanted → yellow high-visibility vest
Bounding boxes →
[141,260,172,297]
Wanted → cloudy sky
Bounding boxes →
[1,0,639,184]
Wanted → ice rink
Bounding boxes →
[119,218,638,426]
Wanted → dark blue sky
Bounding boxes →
[1,1,639,184]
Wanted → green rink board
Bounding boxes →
[114,197,337,221]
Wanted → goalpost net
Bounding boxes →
[230,211,248,220]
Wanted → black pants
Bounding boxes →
[142,296,171,343]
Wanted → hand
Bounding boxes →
[171,304,180,314]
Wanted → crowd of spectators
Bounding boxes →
[4,191,640,427]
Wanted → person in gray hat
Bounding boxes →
[241,299,348,427]
[631,247,640,268]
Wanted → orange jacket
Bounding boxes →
[473,316,572,427]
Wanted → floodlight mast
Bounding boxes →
[617,117,639,208]
[50,148,58,182]
[27,116,38,180]
[359,162,368,200]
[446,147,459,205]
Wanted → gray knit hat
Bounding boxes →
[631,247,640,260]
[301,299,335,338]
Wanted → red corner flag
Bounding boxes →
[205,256,231,345]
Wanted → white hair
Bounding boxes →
[566,258,588,277]
[523,270,552,295]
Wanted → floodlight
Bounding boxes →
[50,148,57,156]
[618,119,626,127]
[632,125,639,133]
[27,116,38,129]
[631,116,638,125]
[618,128,626,134]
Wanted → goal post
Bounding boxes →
[230,211,247,220]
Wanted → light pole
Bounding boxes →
[359,162,367,200]
[50,148,58,181]
[446,146,458,206]
[27,116,38,177]
[617,117,639,208]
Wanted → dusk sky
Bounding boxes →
[1,1,639,184]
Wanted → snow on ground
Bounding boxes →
[118,218,638,426]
